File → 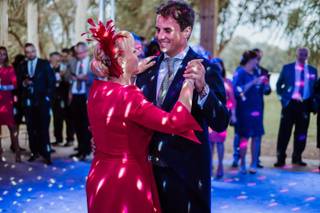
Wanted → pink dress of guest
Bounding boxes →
[209,78,236,143]
[86,80,202,213]
[0,66,17,127]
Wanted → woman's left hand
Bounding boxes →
[137,56,156,74]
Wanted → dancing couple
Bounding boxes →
[85,1,229,212]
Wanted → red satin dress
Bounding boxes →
[86,80,201,213]
[0,66,17,127]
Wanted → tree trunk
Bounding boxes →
[0,0,9,46]
[27,0,40,54]
[200,0,218,57]
[74,0,90,43]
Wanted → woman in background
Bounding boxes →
[209,58,236,178]
[233,50,268,174]
[0,46,21,162]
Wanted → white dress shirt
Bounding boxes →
[71,57,89,95]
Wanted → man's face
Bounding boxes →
[155,15,189,57]
[49,54,61,67]
[25,46,37,60]
[76,45,88,60]
[296,49,308,64]
[61,52,70,62]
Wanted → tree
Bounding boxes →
[0,0,9,46]
[283,0,320,68]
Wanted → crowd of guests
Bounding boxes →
[209,47,320,178]
[0,38,319,174]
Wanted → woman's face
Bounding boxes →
[247,57,258,70]
[0,49,8,65]
[119,36,139,75]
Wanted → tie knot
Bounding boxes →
[165,57,177,76]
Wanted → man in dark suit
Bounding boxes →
[136,1,229,212]
[275,47,318,167]
[66,42,94,161]
[49,51,74,147]
[19,43,55,165]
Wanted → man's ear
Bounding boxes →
[183,26,192,40]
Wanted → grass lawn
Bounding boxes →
[224,92,319,160]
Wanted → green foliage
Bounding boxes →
[220,36,289,74]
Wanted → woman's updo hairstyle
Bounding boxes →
[240,50,258,66]
[84,19,131,78]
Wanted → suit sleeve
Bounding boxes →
[128,87,202,143]
[201,63,229,132]
[276,66,285,96]
[45,60,56,99]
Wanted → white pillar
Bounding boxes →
[27,0,40,52]
[74,0,90,43]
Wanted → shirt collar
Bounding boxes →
[163,46,190,61]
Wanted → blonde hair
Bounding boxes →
[91,31,134,78]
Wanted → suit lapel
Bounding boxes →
[161,48,198,110]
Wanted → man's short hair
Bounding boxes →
[296,47,309,54]
[49,51,61,58]
[61,48,70,54]
[24,43,35,48]
[75,42,87,48]
[156,0,195,31]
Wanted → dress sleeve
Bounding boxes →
[127,86,202,144]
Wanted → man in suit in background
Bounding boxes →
[275,47,318,167]
[60,48,75,147]
[19,43,55,165]
[136,1,229,212]
[66,42,93,161]
[50,51,74,147]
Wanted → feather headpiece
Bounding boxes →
[83,18,123,77]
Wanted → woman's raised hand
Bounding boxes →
[137,56,157,74]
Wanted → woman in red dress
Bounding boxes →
[0,46,21,162]
[85,21,202,213]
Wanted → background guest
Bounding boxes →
[19,43,55,165]
[274,47,318,167]
[0,46,21,162]
[233,50,268,174]
[66,42,94,160]
[209,58,236,178]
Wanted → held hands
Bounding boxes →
[183,59,206,92]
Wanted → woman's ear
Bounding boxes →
[117,56,126,70]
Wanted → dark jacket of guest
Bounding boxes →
[18,58,55,107]
[276,62,317,107]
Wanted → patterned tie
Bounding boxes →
[29,60,34,77]
[76,60,83,92]
[299,68,305,100]
[157,57,176,106]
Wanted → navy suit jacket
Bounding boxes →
[276,62,318,107]
[18,58,55,107]
[136,48,229,210]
